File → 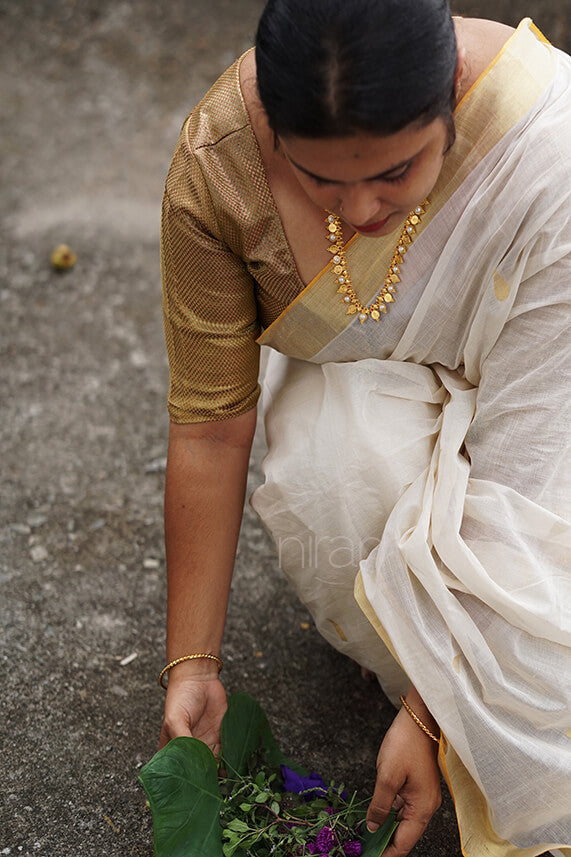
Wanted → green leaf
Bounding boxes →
[254,791,270,803]
[139,736,223,857]
[221,692,306,776]
[226,819,250,833]
[361,811,400,856]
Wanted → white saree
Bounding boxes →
[251,21,571,857]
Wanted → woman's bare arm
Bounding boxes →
[159,406,257,748]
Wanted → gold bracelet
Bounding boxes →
[159,653,223,689]
[399,695,440,744]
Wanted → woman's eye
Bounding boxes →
[308,163,412,187]
[312,175,335,187]
[381,164,411,184]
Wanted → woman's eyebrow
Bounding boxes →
[286,154,413,183]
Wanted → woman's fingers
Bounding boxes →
[382,815,433,857]
[367,774,441,855]
[366,765,404,831]
[158,711,193,749]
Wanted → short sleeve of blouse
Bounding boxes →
[161,116,261,424]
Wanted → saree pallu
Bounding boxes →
[251,21,571,857]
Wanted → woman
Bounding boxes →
[157,1,571,855]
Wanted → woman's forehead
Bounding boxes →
[279,119,446,183]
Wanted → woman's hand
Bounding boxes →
[366,697,441,857]
[158,670,228,754]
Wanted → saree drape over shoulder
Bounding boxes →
[162,19,571,857]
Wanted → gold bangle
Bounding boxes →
[159,653,223,689]
[399,695,440,744]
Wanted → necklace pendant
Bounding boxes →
[327,201,429,323]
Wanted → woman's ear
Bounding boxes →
[454,42,467,102]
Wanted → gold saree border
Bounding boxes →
[257,19,556,360]
[256,231,397,357]
[441,743,570,857]
[433,18,555,211]
[455,18,550,113]
[354,572,404,671]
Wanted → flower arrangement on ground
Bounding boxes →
[139,692,398,857]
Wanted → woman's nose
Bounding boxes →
[340,184,383,226]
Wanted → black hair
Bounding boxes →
[255,0,457,139]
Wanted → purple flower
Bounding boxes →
[281,766,328,799]
[343,842,363,856]
[315,826,336,851]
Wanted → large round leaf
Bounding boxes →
[221,691,297,777]
[139,736,223,857]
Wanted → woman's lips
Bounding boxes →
[353,215,391,233]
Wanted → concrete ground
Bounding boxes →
[1,1,568,855]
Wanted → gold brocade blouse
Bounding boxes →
[161,53,303,423]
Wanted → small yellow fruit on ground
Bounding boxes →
[50,244,77,270]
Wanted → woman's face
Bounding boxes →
[279,118,450,237]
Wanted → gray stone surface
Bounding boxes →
[0,1,568,855]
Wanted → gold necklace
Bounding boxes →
[326,200,429,323]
